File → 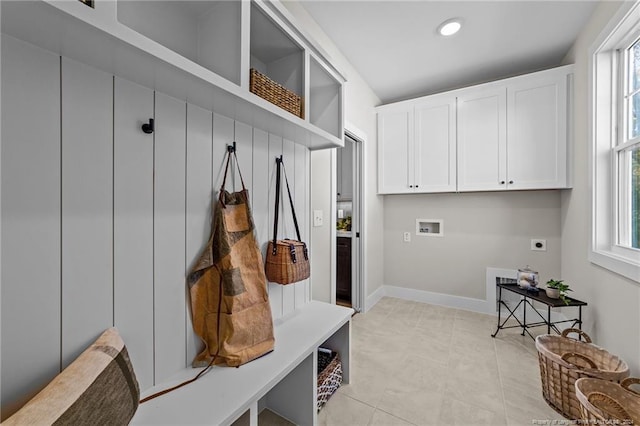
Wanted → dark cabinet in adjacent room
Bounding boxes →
[336,237,352,303]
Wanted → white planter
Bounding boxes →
[545,288,560,299]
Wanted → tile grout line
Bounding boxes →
[494,335,514,425]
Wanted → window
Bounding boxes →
[619,38,640,250]
[591,2,640,282]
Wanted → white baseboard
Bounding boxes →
[366,281,496,315]
[383,285,494,315]
[364,285,386,312]
[366,277,570,330]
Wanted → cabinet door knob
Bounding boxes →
[409,185,413,188]
[500,181,505,185]
[509,180,514,184]
[415,185,419,188]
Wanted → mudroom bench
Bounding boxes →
[132,301,353,425]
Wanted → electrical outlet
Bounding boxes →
[531,239,547,251]
[313,210,323,227]
[403,232,411,242]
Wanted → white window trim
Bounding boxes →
[590,0,640,283]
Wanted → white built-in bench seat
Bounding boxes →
[132,301,353,425]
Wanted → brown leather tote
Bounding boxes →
[188,148,275,367]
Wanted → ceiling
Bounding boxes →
[299,0,599,104]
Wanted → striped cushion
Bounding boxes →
[4,328,139,426]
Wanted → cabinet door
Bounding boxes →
[336,237,352,301]
[506,70,568,189]
[457,86,507,191]
[377,107,413,194]
[338,139,353,200]
[336,146,342,198]
[414,94,457,192]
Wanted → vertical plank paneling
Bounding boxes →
[294,143,309,308]
[252,128,270,262]
[113,77,154,390]
[0,36,61,419]
[185,104,213,366]
[268,134,283,320]
[234,121,253,197]
[304,148,311,303]
[154,92,186,383]
[0,43,315,404]
[61,57,113,368]
[212,113,234,189]
[281,139,296,316]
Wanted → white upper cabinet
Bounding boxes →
[377,105,412,194]
[376,64,573,194]
[0,0,345,150]
[378,93,456,194]
[457,86,507,191]
[414,94,457,193]
[506,68,569,190]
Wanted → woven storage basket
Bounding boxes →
[265,240,310,285]
[535,328,630,420]
[317,350,342,411]
[575,378,640,424]
[250,68,303,118]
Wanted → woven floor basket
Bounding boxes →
[249,68,303,118]
[535,329,630,420]
[317,352,342,411]
[575,378,640,424]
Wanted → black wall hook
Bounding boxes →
[141,118,154,134]
[227,141,237,153]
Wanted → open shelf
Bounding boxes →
[117,1,242,85]
[250,2,304,117]
[0,0,344,149]
[310,56,342,138]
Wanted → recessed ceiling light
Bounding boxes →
[438,19,462,36]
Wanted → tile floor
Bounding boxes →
[316,297,566,426]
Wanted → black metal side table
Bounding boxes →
[491,281,587,340]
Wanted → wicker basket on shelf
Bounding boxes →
[535,328,630,420]
[317,350,342,411]
[249,68,303,119]
[575,377,640,424]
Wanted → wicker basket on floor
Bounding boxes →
[317,350,342,411]
[575,377,640,424]
[249,68,303,119]
[535,328,630,420]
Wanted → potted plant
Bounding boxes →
[546,279,572,305]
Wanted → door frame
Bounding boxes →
[344,123,366,313]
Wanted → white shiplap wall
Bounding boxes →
[0,35,311,419]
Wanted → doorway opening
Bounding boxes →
[336,132,363,312]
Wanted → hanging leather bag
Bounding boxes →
[187,148,275,368]
[265,156,310,285]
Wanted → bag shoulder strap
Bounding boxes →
[219,147,246,207]
[272,156,302,254]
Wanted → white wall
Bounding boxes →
[384,191,562,299]
[560,0,640,374]
[0,35,311,420]
[282,1,385,306]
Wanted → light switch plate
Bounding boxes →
[313,210,323,227]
